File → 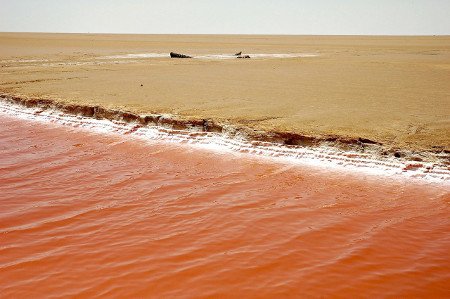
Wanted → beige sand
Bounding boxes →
[1,33,449,152]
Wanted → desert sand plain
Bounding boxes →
[1,33,449,153]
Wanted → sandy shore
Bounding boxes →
[1,33,449,153]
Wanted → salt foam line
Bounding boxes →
[0,100,449,185]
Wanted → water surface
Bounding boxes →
[0,115,449,298]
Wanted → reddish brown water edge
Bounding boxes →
[0,115,449,298]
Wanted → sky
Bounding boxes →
[0,0,449,35]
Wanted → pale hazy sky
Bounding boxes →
[1,0,449,35]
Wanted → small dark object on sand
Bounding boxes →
[237,55,251,59]
[140,84,143,87]
[170,52,192,58]
[235,51,242,56]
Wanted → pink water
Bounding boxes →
[0,115,449,298]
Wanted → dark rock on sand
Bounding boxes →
[170,52,192,59]
[235,51,242,56]
[358,137,380,145]
[237,55,251,59]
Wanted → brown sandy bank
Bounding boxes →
[1,33,449,153]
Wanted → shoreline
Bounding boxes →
[2,93,449,183]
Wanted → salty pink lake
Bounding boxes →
[0,115,449,298]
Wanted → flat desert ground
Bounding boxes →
[1,33,449,152]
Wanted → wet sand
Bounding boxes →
[1,33,449,153]
[1,115,449,298]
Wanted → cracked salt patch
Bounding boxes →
[1,59,49,63]
[2,53,319,68]
[40,60,138,67]
[238,53,318,59]
[0,99,448,185]
[194,53,318,59]
[100,53,319,60]
[100,53,170,59]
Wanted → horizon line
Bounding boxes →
[1,31,449,37]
